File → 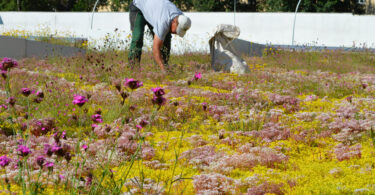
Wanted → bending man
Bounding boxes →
[128,0,191,72]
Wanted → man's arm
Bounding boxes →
[153,35,165,72]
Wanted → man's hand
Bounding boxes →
[153,35,166,72]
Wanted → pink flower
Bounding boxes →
[194,72,202,80]
[45,161,54,170]
[51,144,65,157]
[0,104,8,110]
[59,174,65,180]
[124,78,143,90]
[17,145,31,156]
[151,87,165,97]
[136,125,143,129]
[86,173,93,186]
[36,156,45,168]
[82,144,88,151]
[36,91,44,98]
[44,144,53,156]
[0,155,11,167]
[72,95,88,107]
[62,131,66,139]
[6,97,16,106]
[91,114,103,123]
[0,57,18,71]
[152,96,166,107]
[21,88,31,97]
[139,119,149,128]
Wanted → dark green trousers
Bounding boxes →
[128,3,171,66]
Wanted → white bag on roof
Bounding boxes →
[209,24,250,74]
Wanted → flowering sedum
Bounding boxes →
[0,50,374,194]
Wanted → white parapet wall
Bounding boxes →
[0,12,375,54]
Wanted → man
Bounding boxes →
[128,0,191,72]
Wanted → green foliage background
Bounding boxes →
[0,0,366,14]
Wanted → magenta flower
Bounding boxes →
[36,156,45,168]
[44,144,53,156]
[45,161,54,171]
[139,119,149,128]
[151,87,165,97]
[152,96,167,107]
[0,155,11,167]
[91,114,103,123]
[124,78,143,90]
[62,131,66,139]
[82,144,88,151]
[0,104,8,110]
[34,91,45,103]
[194,72,202,80]
[136,125,143,129]
[59,174,65,180]
[21,88,31,97]
[6,97,16,106]
[72,95,88,107]
[17,145,31,156]
[36,91,44,98]
[86,173,93,186]
[53,132,62,143]
[0,57,18,71]
[52,144,64,156]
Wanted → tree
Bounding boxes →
[0,0,17,11]
[108,0,132,11]
[259,0,365,14]
[0,0,108,11]
[71,0,108,11]
[169,0,256,12]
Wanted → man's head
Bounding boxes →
[171,15,191,37]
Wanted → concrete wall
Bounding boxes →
[0,12,374,54]
[0,36,85,59]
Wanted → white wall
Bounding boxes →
[1,12,375,54]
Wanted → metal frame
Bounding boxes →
[91,0,101,29]
[292,0,302,46]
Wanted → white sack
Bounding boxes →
[209,24,250,74]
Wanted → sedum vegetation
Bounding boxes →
[0,48,374,194]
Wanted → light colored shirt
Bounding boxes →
[134,0,182,41]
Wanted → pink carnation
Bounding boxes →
[151,87,165,97]
[0,57,18,71]
[91,114,103,123]
[194,72,202,80]
[72,95,88,107]
[0,155,11,167]
[124,78,143,90]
